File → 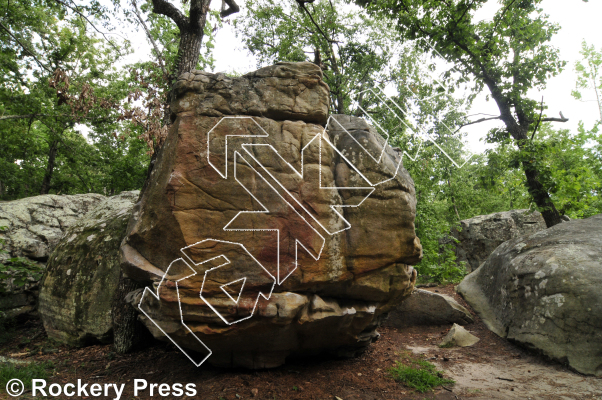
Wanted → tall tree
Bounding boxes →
[358,0,570,227]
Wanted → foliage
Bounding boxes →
[527,124,601,218]
[234,0,400,114]
[389,356,454,393]
[0,361,54,391]
[572,40,602,122]
[0,258,44,294]
[0,0,164,199]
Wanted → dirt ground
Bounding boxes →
[1,285,601,400]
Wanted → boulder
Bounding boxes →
[121,62,422,368]
[451,209,547,272]
[384,289,473,328]
[439,323,479,347]
[38,191,139,346]
[457,214,602,376]
[0,194,105,318]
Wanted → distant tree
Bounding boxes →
[572,40,602,122]
[357,0,571,227]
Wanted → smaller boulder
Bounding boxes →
[457,214,602,376]
[452,209,547,272]
[38,191,139,346]
[0,193,106,319]
[439,323,479,347]
[384,289,473,328]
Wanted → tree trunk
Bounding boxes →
[40,139,58,195]
[175,28,205,78]
[483,76,563,229]
[111,272,147,353]
[447,174,460,221]
[521,158,563,227]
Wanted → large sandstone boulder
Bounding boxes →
[457,214,602,376]
[451,209,547,272]
[38,191,139,345]
[0,194,105,318]
[121,62,422,368]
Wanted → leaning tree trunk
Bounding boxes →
[521,158,563,227]
[484,76,563,229]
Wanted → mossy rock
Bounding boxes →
[38,191,139,346]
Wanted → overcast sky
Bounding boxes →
[128,0,602,155]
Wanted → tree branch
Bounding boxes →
[452,115,502,135]
[0,113,112,122]
[0,21,52,73]
[296,0,337,44]
[220,0,240,18]
[151,0,188,30]
[540,116,569,123]
[485,0,519,48]
[0,114,47,121]
[53,0,123,53]
[132,0,167,77]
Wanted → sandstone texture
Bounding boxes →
[0,194,105,318]
[457,214,602,376]
[384,289,473,328]
[121,62,422,368]
[451,209,547,272]
[38,191,139,346]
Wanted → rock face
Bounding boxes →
[121,62,422,368]
[384,289,473,328]
[38,191,139,346]
[457,214,602,376]
[452,209,547,272]
[0,194,105,318]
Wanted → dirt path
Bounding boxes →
[1,285,600,400]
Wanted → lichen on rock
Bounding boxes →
[0,193,106,318]
[38,191,139,346]
[457,213,602,376]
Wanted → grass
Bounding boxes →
[0,361,54,390]
[389,355,454,393]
